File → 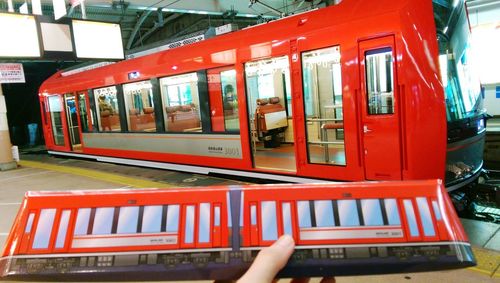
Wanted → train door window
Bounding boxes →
[94,86,121,132]
[198,203,211,243]
[302,46,346,165]
[403,200,419,237]
[384,199,401,225]
[123,81,156,132]
[160,73,202,132]
[214,206,221,227]
[47,95,66,146]
[74,208,91,235]
[250,204,257,225]
[92,207,114,235]
[142,205,162,233]
[416,197,436,237]
[245,56,296,172]
[338,200,360,226]
[261,201,278,241]
[78,92,92,132]
[432,201,442,221]
[55,210,71,248]
[166,205,180,232]
[314,200,335,227]
[184,205,195,244]
[221,70,239,131]
[117,206,139,234]
[282,203,293,235]
[361,199,383,226]
[25,213,35,233]
[297,201,312,228]
[32,209,56,249]
[365,48,394,115]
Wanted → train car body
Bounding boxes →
[0,180,475,280]
[37,0,485,189]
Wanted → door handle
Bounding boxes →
[363,125,372,133]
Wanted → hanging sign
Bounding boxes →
[0,63,26,83]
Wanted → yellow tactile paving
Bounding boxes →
[469,247,500,278]
[18,160,173,189]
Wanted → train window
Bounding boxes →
[384,199,401,225]
[32,209,56,249]
[251,204,257,225]
[184,205,195,244]
[159,73,202,132]
[142,205,162,233]
[226,192,232,227]
[302,46,346,166]
[94,86,122,132]
[432,200,442,221]
[74,208,91,235]
[55,210,71,248]
[361,199,384,226]
[47,95,66,146]
[297,201,312,228]
[403,200,419,237]
[314,200,335,227]
[416,197,436,237]
[166,205,180,233]
[282,202,293,235]
[214,206,221,227]
[338,200,360,226]
[198,203,211,243]
[221,70,239,131]
[117,206,139,234]
[122,81,157,132]
[92,207,114,235]
[25,213,35,233]
[365,48,394,115]
[78,92,91,132]
[261,201,278,241]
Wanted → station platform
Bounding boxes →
[0,152,498,282]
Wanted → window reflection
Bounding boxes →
[366,49,394,115]
[94,86,121,132]
[123,81,156,132]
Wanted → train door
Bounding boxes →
[208,67,239,132]
[63,93,82,151]
[45,95,69,150]
[358,36,402,180]
[244,56,296,173]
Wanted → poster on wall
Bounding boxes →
[0,63,25,83]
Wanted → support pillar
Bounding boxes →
[0,84,17,171]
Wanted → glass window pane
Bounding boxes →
[94,86,121,132]
[338,200,360,226]
[184,205,195,244]
[214,206,221,227]
[226,192,232,228]
[123,81,156,132]
[25,213,35,233]
[361,199,384,226]
[251,205,257,225]
[282,203,293,235]
[297,201,312,228]
[74,208,91,235]
[314,200,335,227]
[221,69,240,131]
[160,73,202,132]
[302,46,346,166]
[78,93,91,132]
[416,197,436,237]
[384,199,401,225]
[198,203,211,243]
[142,205,162,233]
[432,200,442,221]
[55,210,71,248]
[92,207,114,235]
[166,205,180,233]
[47,95,65,146]
[403,200,419,237]
[261,201,278,241]
[32,209,56,249]
[366,49,394,115]
[117,206,139,234]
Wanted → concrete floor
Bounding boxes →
[0,155,498,282]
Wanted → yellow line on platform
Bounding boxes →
[18,160,172,189]
[467,247,500,278]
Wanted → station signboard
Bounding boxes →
[0,63,25,84]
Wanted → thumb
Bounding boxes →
[238,235,295,283]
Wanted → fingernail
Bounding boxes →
[274,234,294,248]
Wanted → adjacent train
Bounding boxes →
[38,0,485,190]
[0,180,474,280]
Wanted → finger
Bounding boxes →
[237,235,295,283]
[320,277,336,283]
[291,278,310,283]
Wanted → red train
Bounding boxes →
[0,180,475,280]
[38,0,485,189]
